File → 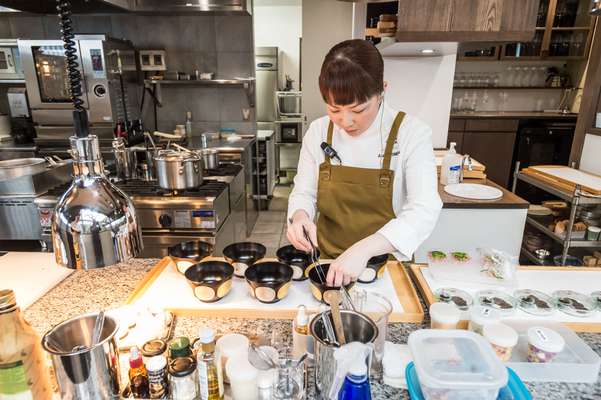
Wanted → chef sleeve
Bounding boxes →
[377,121,442,260]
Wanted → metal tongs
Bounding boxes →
[302,226,326,284]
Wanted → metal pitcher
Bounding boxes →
[309,310,378,399]
[42,312,121,399]
[112,137,137,180]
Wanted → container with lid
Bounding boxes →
[483,323,519,362]
[468,305,501,335]
[216,333,249,383]
[408,329,508,400]
[169,336,192,359]
[527,327,565,363]
[143,339,168,359]
[429,302,461,330]
[168,356,198,400]
[226,354,259,400]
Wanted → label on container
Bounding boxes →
[147,367,168,399]
[198,362,209,400]
[447,165,461,184]
[0,361,33,398]
[535,328,548,342]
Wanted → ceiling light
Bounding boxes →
[420,49,435,54]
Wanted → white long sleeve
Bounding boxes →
[287,102,442,260]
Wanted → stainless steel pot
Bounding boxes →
[112,138,137,180]
[0,157,48,181]
[42,312,121,399]
[310,310,378,399]
[155,149,203,190]
[200,148,220,170]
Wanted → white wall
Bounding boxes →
[580,134,601,176]
[253,0,302,90]
[383,54,457,149]
[301,0,353,126]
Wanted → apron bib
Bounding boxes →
[316,112,406,259]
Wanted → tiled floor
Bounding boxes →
[246,185,292,256]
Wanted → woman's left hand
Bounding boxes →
[326,233,397,287]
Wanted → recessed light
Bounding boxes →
[420,49,435,54]
[186,2,193,6]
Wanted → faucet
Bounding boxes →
[461,154,473,182]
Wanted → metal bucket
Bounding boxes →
[42,312,121,399]
[309,310,378,399]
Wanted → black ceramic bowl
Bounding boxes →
[357,254,389,284]
[223,242,267,278]
[276,245,319,281]
[184,261,234,303]
[244,261,293,304]
[306,263,355,303]
[168,240,215,274]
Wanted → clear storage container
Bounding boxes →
[408,329,508,400]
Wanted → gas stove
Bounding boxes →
[35,164,245,257]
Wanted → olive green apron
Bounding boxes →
[316,112,406,259]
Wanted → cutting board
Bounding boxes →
[527,165,601,195]
[127,258,424,323]
[0,252,73,309]
[410,264,601,332]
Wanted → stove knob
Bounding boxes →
[159,214,172,228]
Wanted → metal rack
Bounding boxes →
[512,162,601,265]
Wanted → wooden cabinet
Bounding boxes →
[449,118,518,187]
[396,0,539,42]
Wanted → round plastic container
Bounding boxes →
[216,333,249,383]
[226,354,259,400]
[468,306,501,335]
[482,323,518,362]
[527,326,565,363]
[429,302,461,330]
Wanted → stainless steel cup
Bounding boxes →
[309,310,378,399]
[200,148,220,170]
[42,312,121,399]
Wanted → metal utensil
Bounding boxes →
[323,291,346,345]
[339,287,356,312]
[302,226,326,284]
[249,342,278,370]
[91,310,105,346]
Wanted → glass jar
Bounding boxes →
[168,357,198,400]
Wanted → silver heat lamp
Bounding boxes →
[592,0,601,14]
[52,0,142,269]
[52,135,143,269]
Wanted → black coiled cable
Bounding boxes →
[56,0,89,137]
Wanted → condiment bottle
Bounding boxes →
[129,346,150,398]
[169,356,198,400]
[197,327,223,400]
[143,339,169,399]
[169,336,192,360]
[295,305,309,335]
[0,289,52,399]
[337,355,372,400]
[292,305,311,358]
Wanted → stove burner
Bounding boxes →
[115,180,227,197]
[205,164,242,177]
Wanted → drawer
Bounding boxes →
[465,119,519,132]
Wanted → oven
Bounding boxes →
[276,119,303,143]
[0,41,23,80]
[18,35,140,147]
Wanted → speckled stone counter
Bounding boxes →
[23,258,601,400]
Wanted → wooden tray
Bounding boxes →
[127,258,424,323]
[410,264,601,332]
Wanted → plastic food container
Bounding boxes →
[527,327,565,363]
[408,329,508,400]
[483,323,519,362]
[468,306,501,335]
[429,302,461,330]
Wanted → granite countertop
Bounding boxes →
[23,258,601,399]
[440,179,530,209]
[451,111,579,119]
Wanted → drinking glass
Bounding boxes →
[349,290,392,364]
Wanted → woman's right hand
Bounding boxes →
[286,210,318,253]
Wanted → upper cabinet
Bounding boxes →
[395,0,539,42]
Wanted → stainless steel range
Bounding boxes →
[35,164,246,258]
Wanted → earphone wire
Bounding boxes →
[378,91,386,167]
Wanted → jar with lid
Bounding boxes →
[169,336,192,359]
[143,339,169,399]
[468,306,501,335]
[169,356,198,400]
[0,289,53,399]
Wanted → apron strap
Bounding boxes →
[382,111,406,171]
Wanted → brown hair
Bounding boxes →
[319,39,384,106]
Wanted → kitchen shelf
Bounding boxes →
[0,79,25,84]
[551,26,591,31]
[520,246,546,265]
[145,78,255,107]
[515,171,601,205]
[526,216,601,248]
[454,86,572,90]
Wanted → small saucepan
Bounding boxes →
[357,254,389,284]
[244,262,293,304]
[184,261,234,303]
[276,245,319,281]
[168,240,215,274]
[223,242,267,278]
[306,263,355,303]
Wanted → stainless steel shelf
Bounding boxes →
[520,246,546,266]
[145,78,253,86]
[516,172,601,205]
[526,216,601,248]
[0,79,25,84]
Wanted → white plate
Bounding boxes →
[444,183,503,200]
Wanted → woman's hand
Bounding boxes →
[286,210,318,253]
[326,233,396,286]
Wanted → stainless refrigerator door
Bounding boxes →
[256,69,277,122]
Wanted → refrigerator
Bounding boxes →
[255,46,278,123]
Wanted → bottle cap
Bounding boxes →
[199,327,215,344]
[129,346,143,369]
[348,358,367,377]
[296,305,308,326]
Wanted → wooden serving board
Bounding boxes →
[524,165,601,195]
[410,264,601,332]
[127,258,424,323]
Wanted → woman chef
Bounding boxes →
[286,39,442,287]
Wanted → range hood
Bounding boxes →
[0,0,251,14]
